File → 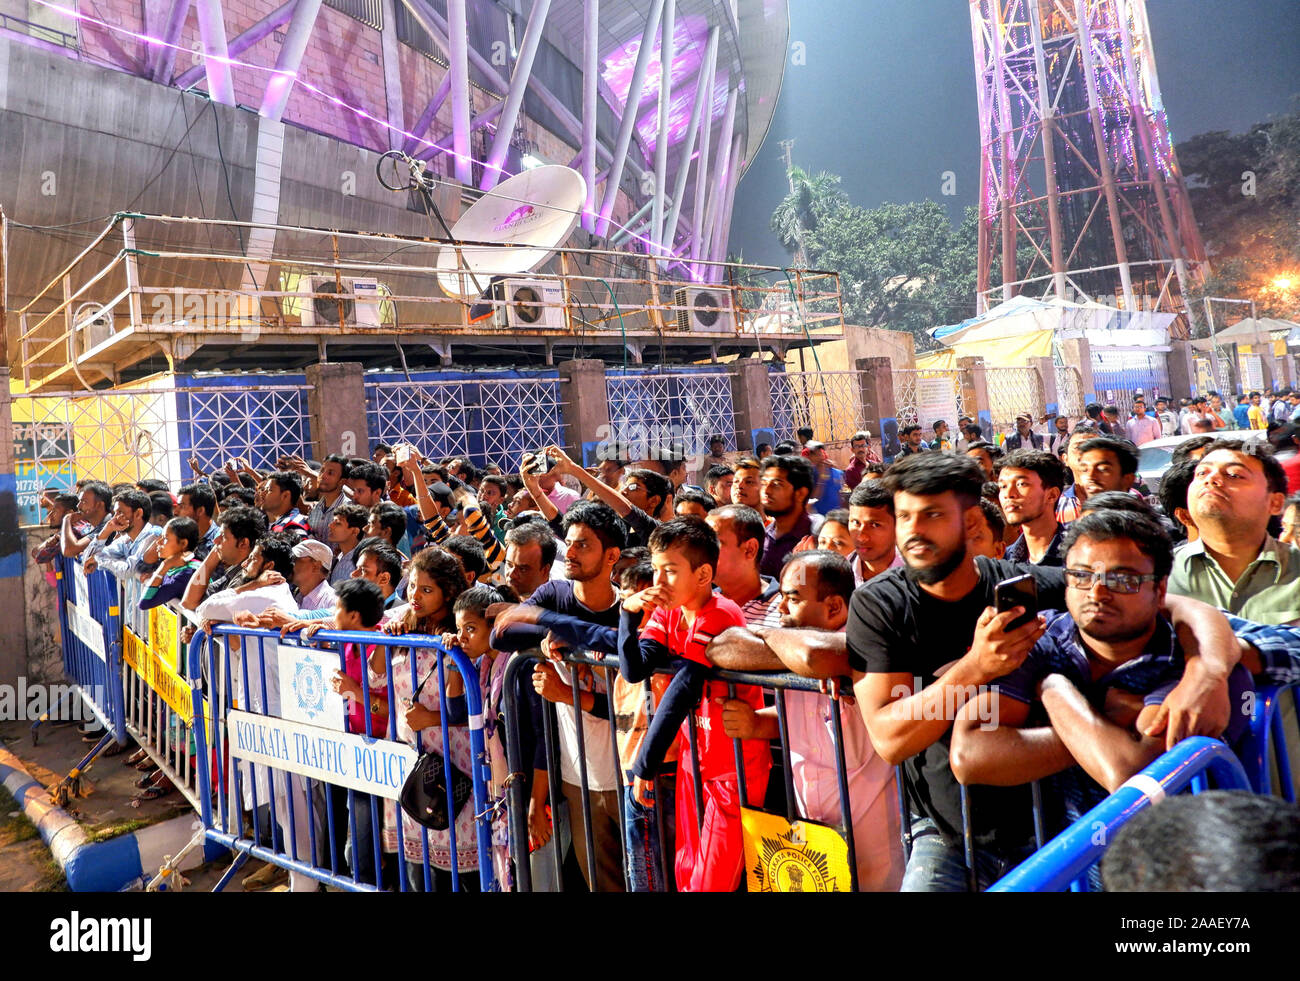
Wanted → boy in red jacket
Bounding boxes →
[619,517,771,892]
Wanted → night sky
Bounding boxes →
[728,0,1300,267]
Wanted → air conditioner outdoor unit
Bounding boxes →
[74,308,114,356]
[300,276,383,328]
[493,279,565,330]
[674,286,733,333]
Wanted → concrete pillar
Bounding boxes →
[1166,339,1196,401]
[1060,336,1096,405]
[727,360,775,452]
[306,362,369,460]
[558,359,613,467]
[856,357,899,463]
[0,368,28,687]
[957,356,992,440]
[1032,355,1058,419]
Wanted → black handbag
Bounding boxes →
[398,666,474,831]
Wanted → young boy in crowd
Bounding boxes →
[618,517,771,892]
[323,578,390,885]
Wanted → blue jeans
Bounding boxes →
[900,815,1033,892]
[623,770,675,892]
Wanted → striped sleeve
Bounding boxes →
[462,506,505,568]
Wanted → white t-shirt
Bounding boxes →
[552,662,620,792]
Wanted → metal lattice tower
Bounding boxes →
[969,0,1207,329]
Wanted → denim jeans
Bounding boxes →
[623,772,675,892]
[900,815,1033,892]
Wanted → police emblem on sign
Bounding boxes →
[742,809,852,892]
[292,659,327,720]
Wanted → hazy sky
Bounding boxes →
[729,0,1300,267]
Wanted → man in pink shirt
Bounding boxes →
[1124,399,1163,447]
[706,549,904,891]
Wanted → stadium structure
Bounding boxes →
[0,0,842,387]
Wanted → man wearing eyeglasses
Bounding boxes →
[846,454,1241,891]
[951,509,1255,852]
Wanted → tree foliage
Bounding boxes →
[1178,106,1300,329]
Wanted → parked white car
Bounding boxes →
[1135,429,1250,493]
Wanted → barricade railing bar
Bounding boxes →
[987,737,1252,893]
[43,556,128,803]
[501,649,868,893]
[189,625,496,892]
[1237,683,1299,801]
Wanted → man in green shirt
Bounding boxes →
[1169,439,1300,625]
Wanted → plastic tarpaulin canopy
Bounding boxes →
[923,296,1174,368]
[922,296,1055,368]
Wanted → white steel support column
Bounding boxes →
[689,52,719,264]
[404,76,451,153]
[417,99,507,162]
[698,85,736,273]
[711,131,744,265]
[379,0,406,150]
[650,0,676,252]
[260,0,324,122]
[446,0,473,185]
[663,25,717,260]
[480,0,552,190]
[195,0,234,106]
[151,0,193,83]
[596,0,665,237]
[175,0,295,89]
[580,0,600,230]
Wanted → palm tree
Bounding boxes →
[770,167,846,266]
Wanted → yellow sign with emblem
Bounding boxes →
[149,604,181,671]
[742,808,854,892]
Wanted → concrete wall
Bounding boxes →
[22,529,62,685]
[783,325,917,375]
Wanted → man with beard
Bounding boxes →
[492,501,626,892]
[846,453,1243,890]
[999,450,1067,567]
[759,455,816,579]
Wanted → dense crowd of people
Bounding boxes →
[28,383,1300,892]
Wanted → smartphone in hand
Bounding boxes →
[995,574,1038,632]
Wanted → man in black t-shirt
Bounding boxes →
[847,454,1242,891]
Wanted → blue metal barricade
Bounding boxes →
[1238,683,1299,801]
[190,624,495,892]
[119,589,208,813]
[501,649,888,892]
[988,737,1253,893]
[42,555,127,805]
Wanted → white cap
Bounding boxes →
[292,538,333,572]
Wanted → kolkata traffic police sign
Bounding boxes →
[742,808,853,892]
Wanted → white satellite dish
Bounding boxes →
[436,165,587,299]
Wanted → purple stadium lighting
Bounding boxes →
[28,0,707,270]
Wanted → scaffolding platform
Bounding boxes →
[10,214,844,391]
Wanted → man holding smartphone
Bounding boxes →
[846,453,1244,891]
